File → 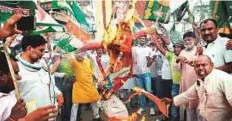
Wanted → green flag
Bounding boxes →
[41,1,89,28]
[210,1,230,28]
[56,33,84,53]
[0,1,36,23]
[172,1,188,22]
[0,5,14,23]
[67,1,89,27]
[28,6,64,35]
[143,0,170,23]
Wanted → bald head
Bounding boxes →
[194,55,214,79]
[195,55,212,63]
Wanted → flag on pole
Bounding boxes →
[143,0,170,23]
[56,33,84,52]
[172,1,188,22]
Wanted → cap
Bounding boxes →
[133,30,147,39]
[173,41,184,48]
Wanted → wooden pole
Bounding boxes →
[3,45,21,99]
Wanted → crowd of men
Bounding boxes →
[1,11,232,121]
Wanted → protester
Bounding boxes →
[154,34,173,121]
[52,46,74,121]
[67,52,103,121]
[153,38,185,121]
[15,35,63,113]
[0,51,58,121]
[199,19,232,73]
[148,42,157,98]
[177,31,200,121]
[151,40,163,106]
[162,55,232,121]
[132,34,156,115]
[2,2,232,121]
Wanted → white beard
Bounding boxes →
[185,45,194,50]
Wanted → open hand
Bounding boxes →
[0,13,23,39]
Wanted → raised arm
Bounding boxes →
[158,34,170,45]
[0,13,23,40]
[153,38,167,56]
[50,56,61,74]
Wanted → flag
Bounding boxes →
[135,1,152,27]
[210,1,230,28]
[56,33,84,52]
[0,1,36,22]
[0,5,24,23]
[172,1,188,22]
[67,1,89,28]
[43,1,89,28]
[50,1,73,14]
[65,19,92,44]
[186,7,195,24]
[132,87,169,117]
[0,1,36,14]
[31,5,64,35]
[143,0,170,23]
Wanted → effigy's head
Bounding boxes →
[118,22,131,33]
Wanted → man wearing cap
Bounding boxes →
[132,33,156,115]
[153,38,185,121]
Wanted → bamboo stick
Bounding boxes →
[3,45,21,99]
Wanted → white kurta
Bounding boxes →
[16,54,61,112]
[174,69,232,121]
[0,92,17,121]
[132,45,153,75]
[204,36,232,67]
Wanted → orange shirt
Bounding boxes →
[67,56,100,104]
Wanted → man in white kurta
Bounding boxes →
[174,69,232,121]
[200,19,232,73]
[16,35,63,113]
[0,92,17,120]
[163,55,232,121]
